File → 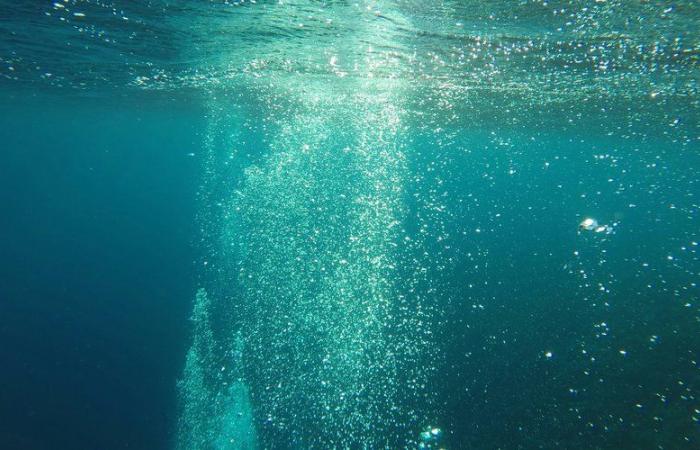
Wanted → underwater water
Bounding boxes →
[1,1,698,449]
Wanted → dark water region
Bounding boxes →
[1,1,699,449]
[0,92,203,449]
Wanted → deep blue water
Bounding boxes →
[0,94,203,449]
[1,1,699,449]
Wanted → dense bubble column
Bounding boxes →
[231,84,436,447]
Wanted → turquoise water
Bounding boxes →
[1,1,698,449]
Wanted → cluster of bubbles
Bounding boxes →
[578,217,615,235]
[176,289,258,450]
[419,426,444,449]
[224,84,440,448]
[178,2,449,448]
